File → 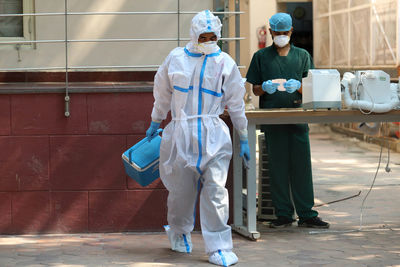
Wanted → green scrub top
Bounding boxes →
[246,44,314,132]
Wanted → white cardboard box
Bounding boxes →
[302,69,341,110]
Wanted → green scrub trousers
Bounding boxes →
[265,128,317,219]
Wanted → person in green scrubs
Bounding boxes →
[246,13,329,228]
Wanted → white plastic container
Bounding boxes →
[302,69,342,110]
[355,70,391,104]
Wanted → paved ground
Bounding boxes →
[1,125,399,266]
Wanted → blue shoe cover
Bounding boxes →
[164,225,192,253]
[209,250,238,266]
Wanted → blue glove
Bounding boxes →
[239,140,250,162]
[262,80,280,94]
[283,79,301,93]
[146,121,161,141]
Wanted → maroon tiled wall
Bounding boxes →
[49,135,126,190]
[0,192,12,233]
[0,71,157,83]
[11,94,88,135]
[0,95,11,135]
[0,136,50,191]
[51,191,89,232]
[0,91,234,234]
[0,92,168,234]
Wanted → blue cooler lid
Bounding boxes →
[124,130,162,170]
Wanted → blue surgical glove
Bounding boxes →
[146,121,161,141]
[262,80,280,94]
[239,140,250,162]
[283,79,301,93]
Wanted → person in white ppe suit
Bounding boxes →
[145,10,250,267]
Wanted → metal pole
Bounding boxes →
[64,0,70,117]
[223,0,229,53]
[235,0,240,65]
[0,11,244,17]
[0,37,245,45]
[177,0,180,47]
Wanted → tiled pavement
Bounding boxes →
[1,126,399,266]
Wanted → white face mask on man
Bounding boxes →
[197,41,219,54]
[273,35,290,48]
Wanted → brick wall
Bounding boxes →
[0,91,234,234]
[0,92,170,234]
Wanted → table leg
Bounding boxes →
[232,128,243,227]
[246,123,260,239]
[231,125,260,240]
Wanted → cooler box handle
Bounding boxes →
[128,128,163,164]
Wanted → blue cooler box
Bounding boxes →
[122,130,162,186]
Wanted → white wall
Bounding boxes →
[398,0,400,68]
[0,0,213,71]
[245,0,278,108]
[248,0,277,60]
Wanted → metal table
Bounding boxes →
[231,108,400,240]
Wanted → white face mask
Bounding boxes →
[273,35,290,47]
[197,41,219,54]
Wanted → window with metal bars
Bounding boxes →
[0,0,35,47]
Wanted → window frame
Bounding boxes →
[0,0,35,50]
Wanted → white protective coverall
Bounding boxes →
[150,10,248,256]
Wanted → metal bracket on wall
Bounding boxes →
[64,95,70,117]
[64,0,70,118]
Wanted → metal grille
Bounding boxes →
[0,3,244,71]
[257,134,276,220]
[313,0,399,68]
[0,0,244,117]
